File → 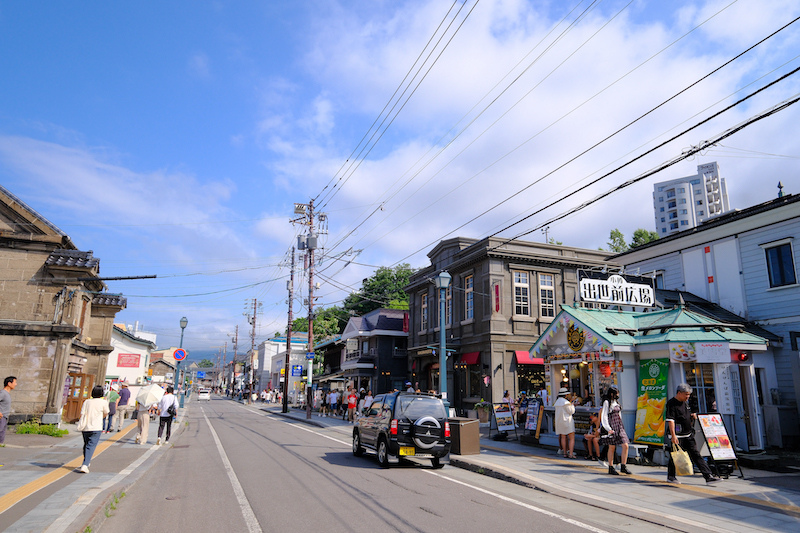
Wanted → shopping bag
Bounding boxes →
[671,444,693,476]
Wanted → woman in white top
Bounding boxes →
[554,387,576,458]
[156,387,178,445]
[76,386,109,473]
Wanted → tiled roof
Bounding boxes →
[46,249,99,269]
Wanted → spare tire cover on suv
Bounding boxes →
[412,416,442,449]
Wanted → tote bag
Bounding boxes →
[671,444,693,476]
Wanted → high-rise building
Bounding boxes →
[652,162,730,236]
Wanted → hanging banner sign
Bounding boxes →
[633,358,669,445]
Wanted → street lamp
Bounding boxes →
[178,316,188,408]
[434,271,451,413]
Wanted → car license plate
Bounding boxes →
[399,446,415,456]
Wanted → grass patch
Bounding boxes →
[15,420,69,437]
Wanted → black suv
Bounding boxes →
[353,391,451,468]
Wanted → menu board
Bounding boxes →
[493,403,516,432]
[698,414,737,461]
[524,398,544,436]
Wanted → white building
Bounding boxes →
[615,192,800,448]
[256,332,308,391]
[106,325,156,387]
[653,162,730,236]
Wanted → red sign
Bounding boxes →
[708,276,714,283]
[117,353,141,368]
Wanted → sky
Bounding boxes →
[1,0,799,359]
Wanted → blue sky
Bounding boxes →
[1,1,799,357]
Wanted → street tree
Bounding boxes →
[290,305,349,340]
[343,264,415,316]
[630,228,659,248]
[607,229,629,253]
[198,359,214,368]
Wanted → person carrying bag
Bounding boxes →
[670,444,693,476]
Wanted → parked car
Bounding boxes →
[197,388,211,401]
[352,391,450,468]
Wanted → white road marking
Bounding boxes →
[202,408,262,533]
[426,470,611,533]
[45,444,160,533]
[236,403,350,446]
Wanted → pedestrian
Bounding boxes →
[554,387,577,458]
[583,411,602,460]
[405,381,414,392]
[364,390,374,411]
[666,383,721,484]
[347,387,358,423]
[516,391,528,425]
[1,376,17,446]
[537,385,549,406]
[76,385,109,473]
[104,384,120,433]
[113,382,133,431]
[260,389,267,403]
[502,390,515,418]
[601,386,631,475]
[156,386,178,445]
[329,389,338,417]
[134,397,156,445]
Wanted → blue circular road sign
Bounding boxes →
[174,349,187,361]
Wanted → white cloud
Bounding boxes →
[188,52,211,78]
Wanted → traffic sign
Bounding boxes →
[174,348,187,361]
[306,352,315,360]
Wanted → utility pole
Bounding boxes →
[292,200,325,419]
[228,326,238,395]
[244,299,260,404]
[283,247,295,414]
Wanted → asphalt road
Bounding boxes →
[104,398,672,533]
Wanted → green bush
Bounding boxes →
[15,420,69,437]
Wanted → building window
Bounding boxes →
[420,293,428,331]
[658,186,664,191]
[660,217,665,223]
[668,201,676,209]
[660,207,664,212]
[669,212,677,220]
[698,210,704,216]
[684,363,715,413]
[655,272,665,289]
[539,273,555,317]
[680,220,688,226]
[670,222,679,230]
[667,191,675,198]
[678,187,685,193]
[658,196,664,202]
[680,209,688,215]
[662,228,667,233]
[695,188,701,194]
[764,241,797,287]
[696,199,703,206]
[679,198,687,204]
[465,275,474,320]
[513,271,530,316]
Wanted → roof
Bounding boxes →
[45,249,99,269]
[346,308,407,334]
[0,184,67,237]
[611,193,800,259]
[532,303,769,356]
[112,325,156,348]
[93,293,127,308]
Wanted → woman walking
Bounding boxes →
[601,386,630,475]
[554,387,576,458]
[76,385,109,473]
[104,384,119,433]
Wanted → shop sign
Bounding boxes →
[695,342,730,363]
[567,324,585,352]
[524,398,544,438]
[579,275,655,307]
[291,365,304,377]
[545,352,615,363]
[713,364,735,414]
[669,343,697,363]
[633,358,669,445]
[697,414,737,460]
[117,353,140,368]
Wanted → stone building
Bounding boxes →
[0,185,126,423]
[405,236,610,414]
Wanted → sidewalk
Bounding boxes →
[0,413,181,533]
[268,404,800,533]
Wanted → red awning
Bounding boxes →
[515,350,544,365]
[460,351,480,365]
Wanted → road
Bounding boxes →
[104,398,670,533]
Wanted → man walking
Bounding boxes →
[114,382,133,431]
[666,383,720,484]
[1,376,17,445]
